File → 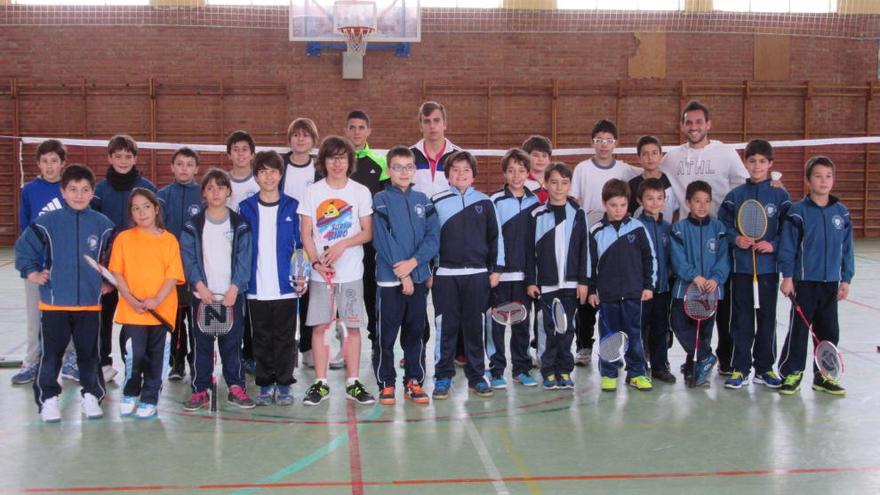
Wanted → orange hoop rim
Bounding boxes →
[337,25,375,37]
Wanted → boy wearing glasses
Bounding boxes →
[570,119,641,367]
[371,146,440,405]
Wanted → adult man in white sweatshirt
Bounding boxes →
[661,101,749,216]
[661,100,748,376]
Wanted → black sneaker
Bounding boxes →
[303,381,330,406]
[651,368,677,384]
[168,365,185,382]
[812,375,846,396]
[346,380,376,405]
[779,371,803,396]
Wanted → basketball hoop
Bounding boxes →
[338,25,374,56]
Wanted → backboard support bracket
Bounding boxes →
[305,41,411,57]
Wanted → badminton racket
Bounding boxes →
[83,254,174,332]
[788,294,844,380]
[683,282,720,388]
[737,199,768,309]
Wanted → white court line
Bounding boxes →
[463,412,511,495]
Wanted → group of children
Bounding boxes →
[13,99,855,423]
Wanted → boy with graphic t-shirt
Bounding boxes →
[298,136,375,406]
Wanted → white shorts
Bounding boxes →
[306,280,365,328]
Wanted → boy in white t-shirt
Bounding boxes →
[226,130,260,213]
[298,136,375,406]
[281,117,321,369]
[569,119,641,368]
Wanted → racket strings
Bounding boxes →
[598,333,627,362]
[738,201,768,239]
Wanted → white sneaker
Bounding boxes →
[120,396,137,417]
[329,350,345,370]
[135,403,157,419]
[81,393,104,419]
[575,348,592,367]
[40,396,62,423]
[102,365,118,383]
[302,350,314,368]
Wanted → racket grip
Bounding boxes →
[753,281,761,309]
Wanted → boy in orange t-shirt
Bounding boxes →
[110,188,184,420]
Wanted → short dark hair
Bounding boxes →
[226,130,255,155]
[252,150,283,175]
[60,164,95,189]
[501,148,531,173]
[637,177,666,200]
[745,139,774,162]
[287,117,319,144]
[522,135,552,156]
[636,135,662,156]
[200,168,232,194]
[682,100,710,122]
[805,155,835,178]
[602,178,630,203]
[346,110,371,127]
[108,135,138,156]
[592,119,618,140]
[443,150,477,179]
[385,145,414,165]
[315,136,357,178]
[418,101,447,122]
[128,187,165,230]
[36,139,67,162]
[544,162,572,182]
[685,180,712,201]
[171,147,199,165]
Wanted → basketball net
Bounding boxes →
[338,25,374,56]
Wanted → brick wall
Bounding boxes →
[1,18,878,243]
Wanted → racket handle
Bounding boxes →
[210,380,217,413]
[752,280,760,309]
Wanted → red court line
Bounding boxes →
[160,393,570,426]
[0,261,13,268]
[346,400,364,495]
[11,465,880,493]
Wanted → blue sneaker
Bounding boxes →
[469,380,494,397]
[11,364,37,385]
[433,378,452,400]
[120,396,137,417]
[724,371,748,389]
[694,354,717,387]
[557,373,574,389]
[275,385,294,406]
[513,372,537,387]
[754,371,783,389]
[542,374,558,390]
[489,375,507,390]
[255,385,275,406]
[61,351,79,382]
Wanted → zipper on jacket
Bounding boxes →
[822,205,829,282]
[76,212,81,305]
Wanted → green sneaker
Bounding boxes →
[601,376,617,392]
[303,381,330,406]
[779,371,803,396]
[628,375,653,391]
[812,375,846,396]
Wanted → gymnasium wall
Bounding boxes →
[1,11,879,245]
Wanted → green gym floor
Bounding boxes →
[1,242,879,495]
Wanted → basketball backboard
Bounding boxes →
[290,0,421,43]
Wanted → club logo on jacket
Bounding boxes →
[832,215,844,230]
[87,235,99,252]
[414,204,425,218]
[707,238,718,253]
[475,205,483,215]
[765,203,776,218]
[188,204,201,217]
[627,233,636,244]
